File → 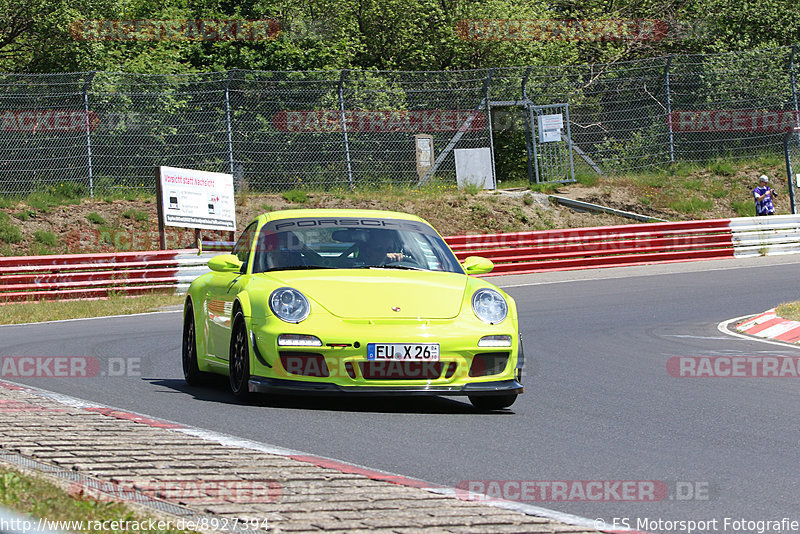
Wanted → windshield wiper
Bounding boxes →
[371,264,426,271]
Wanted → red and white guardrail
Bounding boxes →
[2,216,799,301]
[0,250,210,302]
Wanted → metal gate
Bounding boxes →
[488,101,575,185]
[528,103,575,184]
[785,128,800,214]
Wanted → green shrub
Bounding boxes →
[33,230,58,246]
[575,172,600,187]
[13,209,34,221]
[122,209,149,222]
[732,200,756,217]
[522,193,534,206]
[282,190,308,203]
[668,197,713,214]
[86,212,106,225]
[529,183,559,194]
[461,183,481,195]
[0,212,22,243]
[707,158,736,177]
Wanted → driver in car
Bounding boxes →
[358,229,405,266]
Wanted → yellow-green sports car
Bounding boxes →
[182,208,524,410]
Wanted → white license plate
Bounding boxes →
[367,343,440,361]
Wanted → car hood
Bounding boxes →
[263,269,468,319]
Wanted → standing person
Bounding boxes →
[753,174,776,216]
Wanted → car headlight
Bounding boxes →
[471,288,508,324]
[269,287,310,323]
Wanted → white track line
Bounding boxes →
[2,378,622,532]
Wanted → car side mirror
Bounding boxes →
[462,256,494,275]
[208,254,244,273]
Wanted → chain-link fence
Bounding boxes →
[0,44,798,197]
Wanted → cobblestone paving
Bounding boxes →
[0,383,600,534]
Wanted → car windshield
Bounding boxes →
[251,217,463,274]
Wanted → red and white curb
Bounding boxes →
[0,379,621,533]
[736,309,800,344]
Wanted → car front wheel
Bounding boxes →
[182,301,208,385]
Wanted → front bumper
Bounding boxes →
[248,376,524,396]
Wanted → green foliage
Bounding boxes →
[282,190,308,203]
[710,186,729,198]
[575,172,600,187]
[86,212,106,224]
[461,183,481,195]
[0,212,22,243]
[529,183,559,194]
[14,209,34,221]
[707,158,737,177]
[470,202,490,218]
[668,197,713,214]
[261,203,275,212]
[122,209,149,223]
[512,206,529,223]
[33,230,58,246]
[732,199,756,217]
[522,193,534,206]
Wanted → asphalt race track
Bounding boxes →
[3,254,800,529]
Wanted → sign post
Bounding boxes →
[156,166,237,250]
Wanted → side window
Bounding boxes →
[232,222,258,270]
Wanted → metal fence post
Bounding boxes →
[521,67,535,185]
[83,72,96,197]
[791,45,799,114]
[786,129,799,215]
[485,68,497,188]
[224,70,235,175]
[664,56,675,164]
[338,70,354,189]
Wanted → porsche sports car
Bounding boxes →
[182,208,524,410]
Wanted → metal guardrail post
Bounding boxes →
[338,70,354,190]
[664,56,675,165]
[82,72,96,197]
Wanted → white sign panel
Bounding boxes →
[538,113,564,143]
[158,166,236,231]
[454,147,493,190]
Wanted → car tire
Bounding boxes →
[229,312,251,400]
[182,302,208,386]
[468,394,518,410]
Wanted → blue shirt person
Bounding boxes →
[753,175,776,216]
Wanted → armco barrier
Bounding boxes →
[0,250,211,302]
[5,216,800,302]
[730,214,800,258]
[445,219,736,276]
